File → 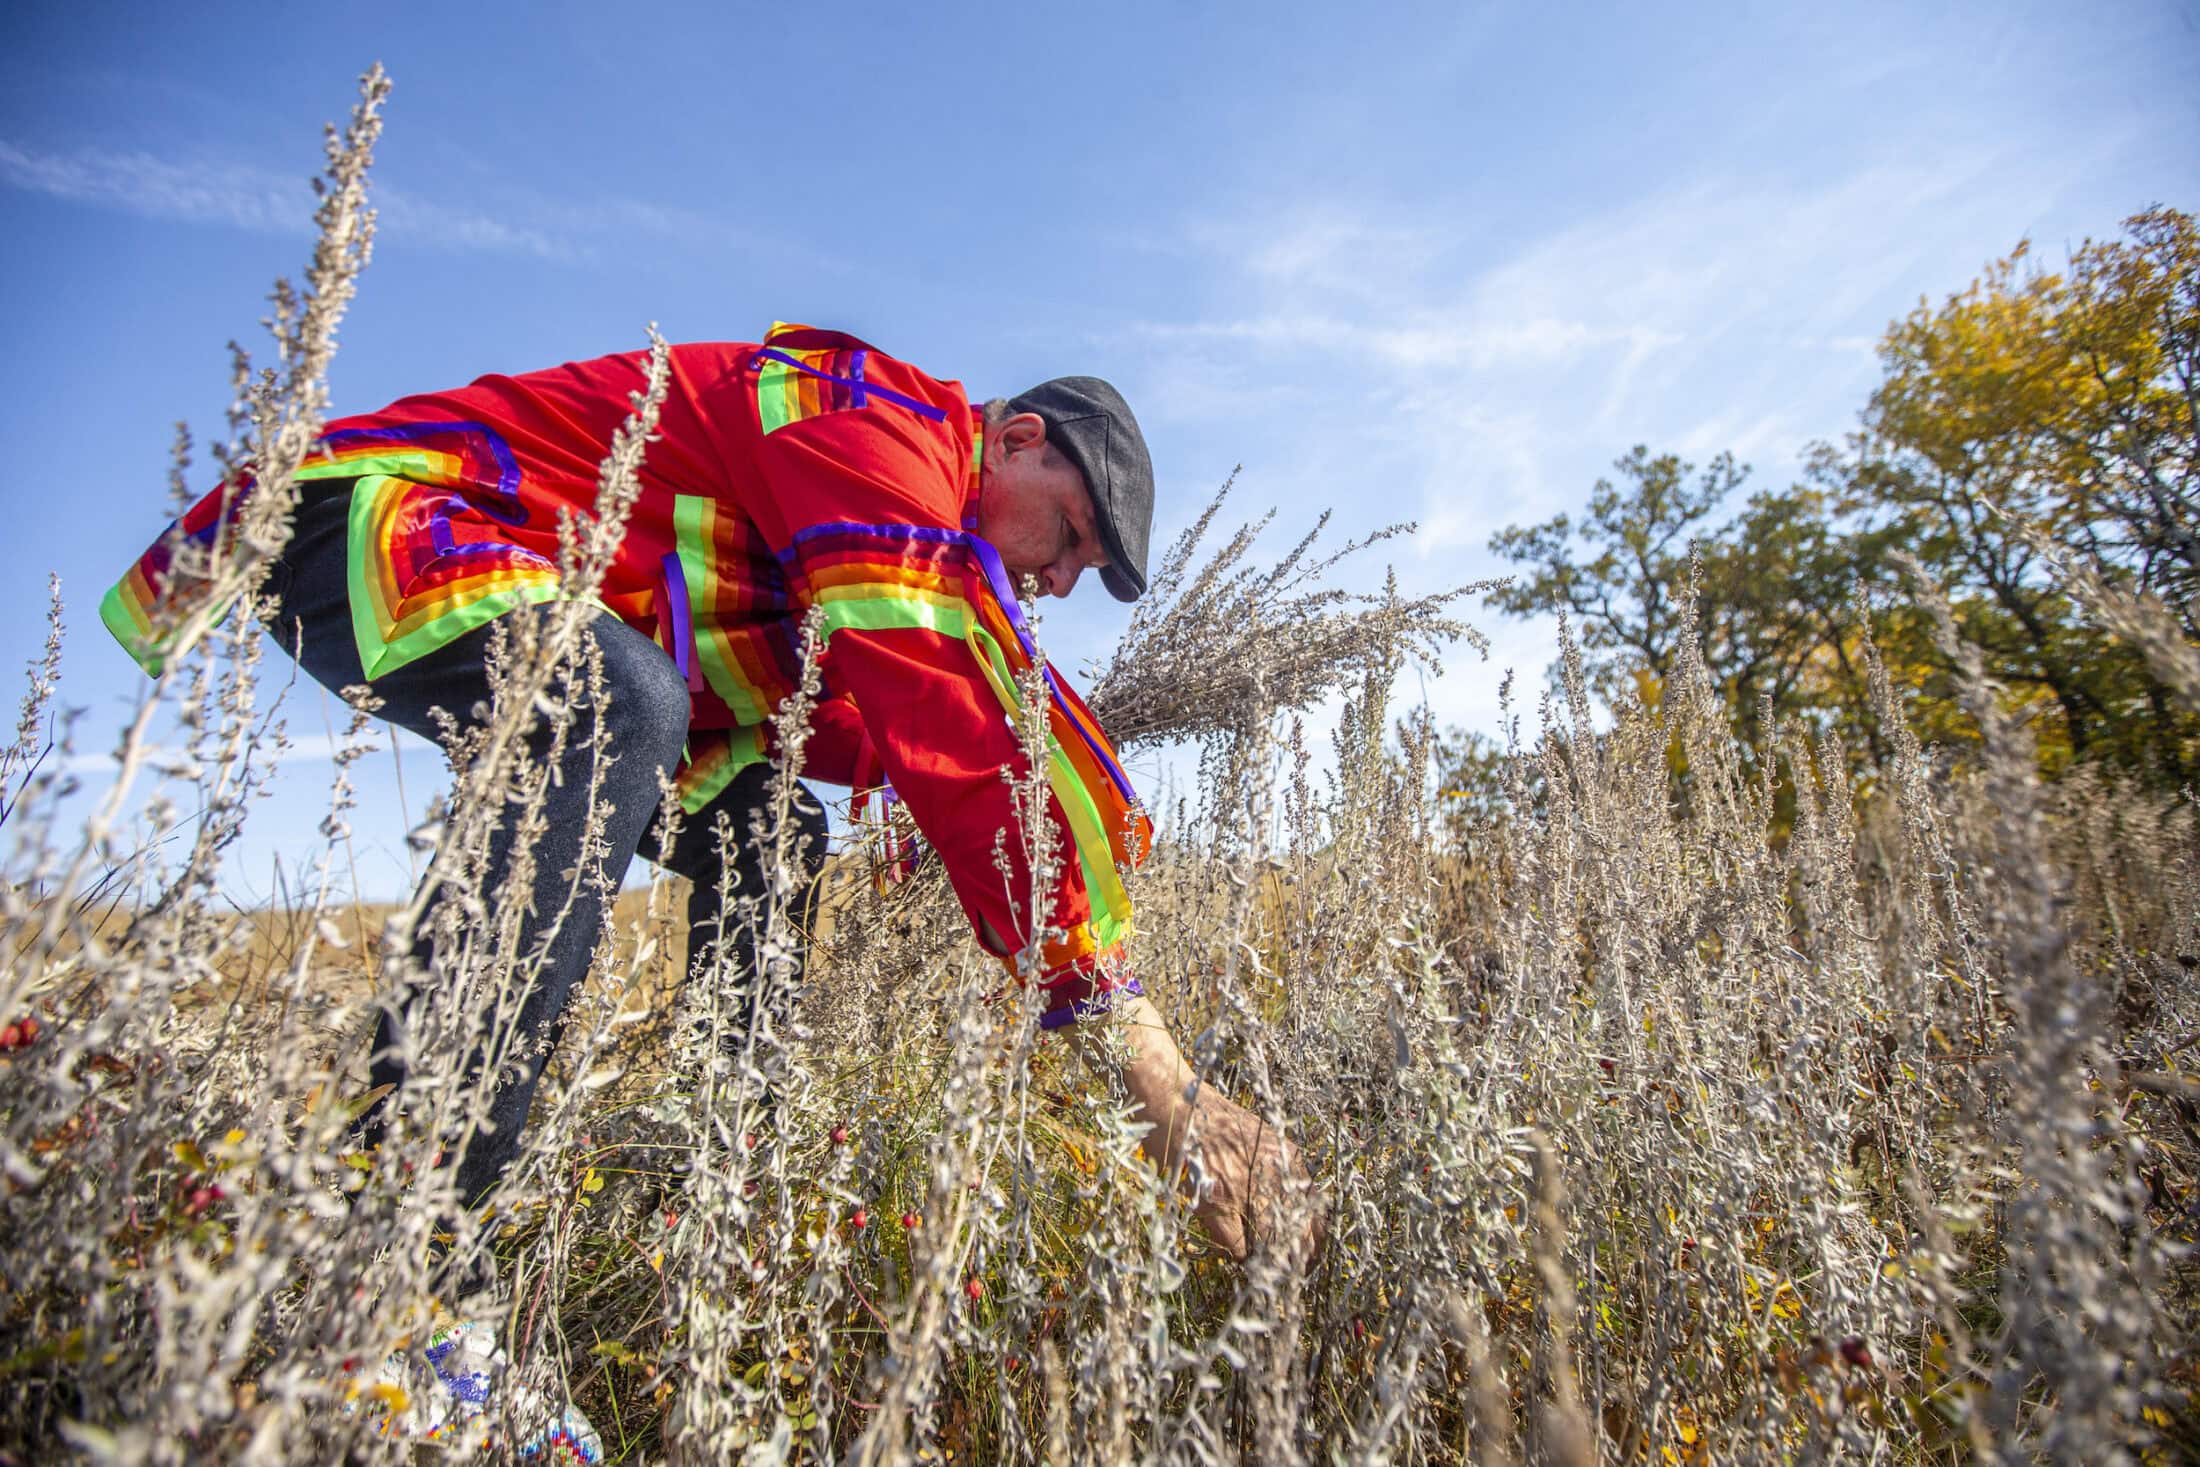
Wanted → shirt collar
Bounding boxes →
[962,403,985,530]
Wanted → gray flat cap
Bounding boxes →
[1006,376,1153,601]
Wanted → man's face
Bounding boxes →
[975,412,1111,599]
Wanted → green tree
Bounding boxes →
[1485,446,1741,708]
[1486,449,1885,752]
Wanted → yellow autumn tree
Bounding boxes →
[1843,206,2198,782]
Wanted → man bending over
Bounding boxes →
[104,321,1308,1265]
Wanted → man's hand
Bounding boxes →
[1071,995,1322,1263]
[1179,1087,1321,1262]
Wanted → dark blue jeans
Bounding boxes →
[266,481,827,1206]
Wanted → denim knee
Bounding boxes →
[581,614,692,786]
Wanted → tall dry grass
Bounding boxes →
[2,66,2195,1465]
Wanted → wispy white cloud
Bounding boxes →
[0,139,308,234]
[1120,149,2057,582]
[1670,409,1804,468]
[1215,209,1448,305]
[0,135,809,272]
[0,138,667,263]
[373,182,570,260]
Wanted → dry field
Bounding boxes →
[5,512,2197,1463]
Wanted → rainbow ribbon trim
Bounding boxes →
[674,726,769,816]
[315,423,578,678]
[343,475,569,679]
[101,476,257,675]
[311,420,528,519]
[102,422,550,678]
[785,521,1151,958]
[753,343,948,437]
[669,494,799,724]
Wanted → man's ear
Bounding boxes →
[995,411,1049,458]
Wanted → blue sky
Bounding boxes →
[3,0,2196,899]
